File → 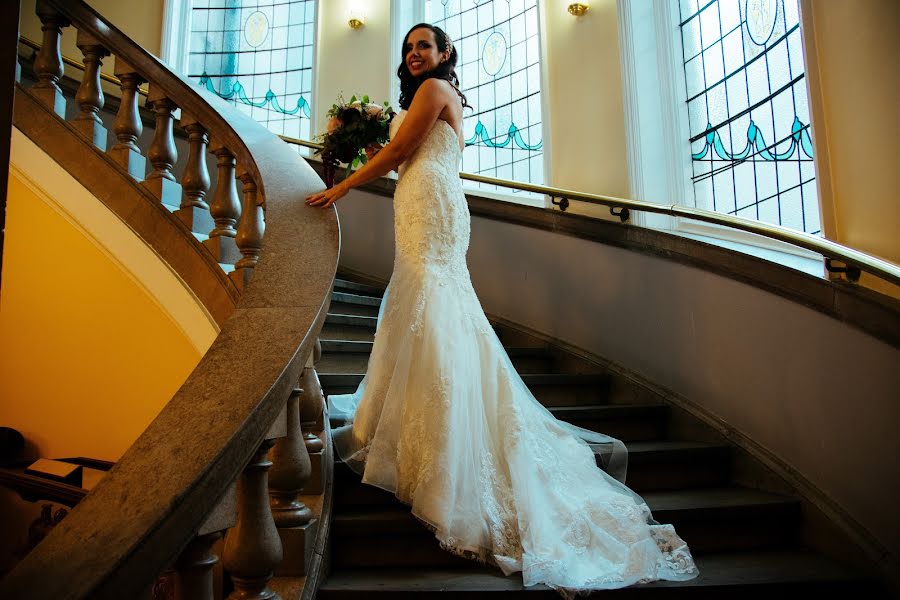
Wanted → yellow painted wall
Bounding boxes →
[0,173,202,462]
[801,0,900,296]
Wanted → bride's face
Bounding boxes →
[404,28,448,77]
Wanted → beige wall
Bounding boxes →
[802,0,900,294]
[541,0,629,198]
[313,0,393,137]
[19,0,165,72]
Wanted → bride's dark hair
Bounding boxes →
[397,23,471,111]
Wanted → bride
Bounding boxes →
[305,23,698,595]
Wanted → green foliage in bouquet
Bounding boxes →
[316,95,395,180]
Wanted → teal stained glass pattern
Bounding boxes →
[679,0,820,235]
[189,1,317,144]
[198,72,311,118]
[691,117,813,161]
[466,121,542,150]
[427,0,545,191]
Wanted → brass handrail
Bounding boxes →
[22,35,899,288]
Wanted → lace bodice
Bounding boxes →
[389,110,470,270]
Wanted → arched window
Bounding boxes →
[186,0,317,143]
[398,0,545,192]
[678,0,819,234]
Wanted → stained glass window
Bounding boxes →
[678,0,820,234]
[188,0,316,145]
[425,0,544,192]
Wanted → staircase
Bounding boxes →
[315,277,881,597]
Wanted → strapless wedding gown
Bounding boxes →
[330,110,698,595]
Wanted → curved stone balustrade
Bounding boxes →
[2,1,338,598]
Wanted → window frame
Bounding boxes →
[161,0,192,75]
[618,0,826,263]
[162,0,319,151]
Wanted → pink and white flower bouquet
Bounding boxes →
[316,94,395,188]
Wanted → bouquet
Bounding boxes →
[316,94,395,188]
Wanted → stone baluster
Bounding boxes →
[32,0,69,116]
[203,142,242,264]
[143,85,181,206]
[230,172,265,290]
[174,482,236,600]
[299,362,325,452]
[72,30,109,149]
[268,385,318,577]
[223,437,284,600]
[298,362,326,496]
[109,58,146,180]
[177,113,214,233]
[175,533,221,600]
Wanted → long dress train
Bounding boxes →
[329,109,698,595]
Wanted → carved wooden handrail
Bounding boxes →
[2,1,338,598]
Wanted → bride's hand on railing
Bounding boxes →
[306,182,349,208]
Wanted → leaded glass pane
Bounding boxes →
[680,0,820,234]
[426,0,544,193]
[188,0,315,145]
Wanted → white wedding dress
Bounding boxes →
[330,109,698,595]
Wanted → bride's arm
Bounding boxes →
[306,79,450,208]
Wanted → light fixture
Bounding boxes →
[568,3,589,16]
[348,2,365,30]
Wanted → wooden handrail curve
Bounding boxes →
[1,1,339,598]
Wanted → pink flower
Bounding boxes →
[327,116,343,133]
[349,101,384,118]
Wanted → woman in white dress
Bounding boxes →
[305,23,698,596]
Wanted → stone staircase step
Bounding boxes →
[623,441,731,491]
[330,302,380,317]
[330,292,382,317]
[329,404,669,443]
[322,314,378,341]
[551,405,669,441]
[320,340,376,353]
[320,373,611,407]
[330,487,800,569]
[331,293,382,307]
[333,439,727,511]
[324,313,378,329]
[319,549,879,598]
[503,347,555,373]
[321,324,376,342]
[334,278,385,297]
[317,341,556,375]
[318,350,371,374]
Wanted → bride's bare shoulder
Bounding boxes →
[419,78,457,99]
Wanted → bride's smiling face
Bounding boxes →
[404,27,448,77]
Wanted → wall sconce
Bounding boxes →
[348,3,365,29]
[568,3,589,16]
